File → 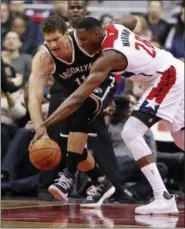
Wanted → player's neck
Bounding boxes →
[52,38,73,62]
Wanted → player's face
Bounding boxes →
[44,30,68,52]
[68,1,86,25]
[76,28,101,55]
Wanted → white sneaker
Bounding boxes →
[135,191,179,215]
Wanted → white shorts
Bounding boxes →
[135,59,184,132]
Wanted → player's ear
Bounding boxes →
[94,29,99,38]
[95,30,101,40]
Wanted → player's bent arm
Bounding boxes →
[114,14,137,31]
[43,50,127,128]
[28,49,54,129]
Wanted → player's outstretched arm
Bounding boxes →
[28,49,54,130]
[114,14,137,31]
[42,50,127,129]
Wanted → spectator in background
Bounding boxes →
[9,0,25,18]
[100,14,113,27]
[11,16,38,55]
[1,2,11,44]
[1,87,27,161]
[1,58,22,93]
[51,0,68,21]
[67,0,88,30]
[108,95,137,156]
[1,79,51,196]
[104,100,116,126]
[9,0,36,35]
[165,4,184,61]
[146,0,171,46]
[2,31,32,84]
[133,15,153,41]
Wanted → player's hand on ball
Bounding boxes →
[32,125,49,143]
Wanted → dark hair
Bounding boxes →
[41,16,67,34]
[77,16,102,30]
[148,0,163,7]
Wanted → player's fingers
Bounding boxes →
[29,138,36,148]
[30,133,41,146]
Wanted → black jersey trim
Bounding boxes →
[102,48,128,74]
[74,30,96,58]
[91,75,116,102]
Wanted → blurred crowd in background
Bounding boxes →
[1,0,184,201]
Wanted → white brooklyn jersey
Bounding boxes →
[102,24,175,84]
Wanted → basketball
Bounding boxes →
[29,138,61,171]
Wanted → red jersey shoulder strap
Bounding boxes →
[101,25,119,51]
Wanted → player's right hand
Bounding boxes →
[31,125,49,145]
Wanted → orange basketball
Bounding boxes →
[29,138,61,171]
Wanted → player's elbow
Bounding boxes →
[119,15,138,31]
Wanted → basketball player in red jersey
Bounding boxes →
[34,17,184,214]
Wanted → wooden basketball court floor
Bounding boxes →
[1,199,184,228]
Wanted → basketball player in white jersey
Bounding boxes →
[34,17,184,214]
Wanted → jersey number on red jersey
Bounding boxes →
[135,35,156,58]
